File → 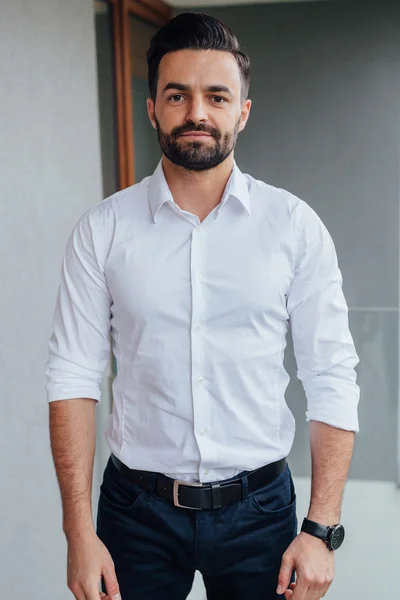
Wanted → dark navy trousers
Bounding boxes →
[96,456,297,599]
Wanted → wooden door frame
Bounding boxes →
[106,0,171,189]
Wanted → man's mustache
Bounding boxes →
[171,123,221,140]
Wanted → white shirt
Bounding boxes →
[45,160,360,483]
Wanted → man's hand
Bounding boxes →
[66,529,122,600]
[276,532,334,599]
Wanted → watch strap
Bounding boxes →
[301,518,331,542]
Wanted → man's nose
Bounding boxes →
[185,98,208,124]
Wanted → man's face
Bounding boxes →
[147,49,251,171]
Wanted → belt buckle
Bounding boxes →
[173,479,204,510]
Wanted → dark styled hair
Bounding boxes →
[146,13,251,101]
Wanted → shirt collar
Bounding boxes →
[148,159,251,223]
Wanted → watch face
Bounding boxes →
[330,525,345,550]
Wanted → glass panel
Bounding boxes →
[94,0,119,198]
[129,14,162,182]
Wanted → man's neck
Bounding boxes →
[161,155,235,222]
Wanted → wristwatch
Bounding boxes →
[301,518,345,551]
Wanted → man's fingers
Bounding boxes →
[306,589,321,600]
[321,581,332,597]
[303,578,331,600]
[290,577,309,600]
[71,583,104,600]
[277,553,294,594]
[102,562,122,600]
[79,582,106,600]
[283,582,296,599]
[70,590,86,600]
[311,588,326,600]
[81,585,109,599]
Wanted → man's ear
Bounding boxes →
[147,98,157,130]
[238,98,252,133]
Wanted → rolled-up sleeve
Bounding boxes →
[45,208,112,403]
[287,201,360,432]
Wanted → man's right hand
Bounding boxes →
[66,530,122,600]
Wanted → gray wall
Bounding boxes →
[175,0,400,481]
[0,1,104,598]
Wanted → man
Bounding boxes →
[46,12,360,600]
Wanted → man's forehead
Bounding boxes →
[158,49,241,87]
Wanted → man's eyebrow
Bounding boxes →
[163,82,190,94]
[162,83,234,97]
[205,85,234,97]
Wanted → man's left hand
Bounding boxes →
[276,532,335,599]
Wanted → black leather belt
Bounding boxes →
[110,453,286,510]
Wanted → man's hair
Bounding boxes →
[146,13,251,101]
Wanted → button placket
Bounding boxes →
[190,224,218,479]
[190,224,210,474]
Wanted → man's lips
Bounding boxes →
[180,132,212,138]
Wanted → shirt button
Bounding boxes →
[204,469,209,475]
[200,429,205,436]
[195,325,202,332]
[197,273,204,281]
[195,226,201,232]
[197,375,204,384]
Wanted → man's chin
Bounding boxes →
[174,147,214,161]
[167,155,218,172]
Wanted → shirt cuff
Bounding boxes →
[303,377,360,433]
[47,385,102,403]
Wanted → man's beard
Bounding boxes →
[154,115,241,172]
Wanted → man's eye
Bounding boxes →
[212,96,227,104]
[170,95,184,102]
